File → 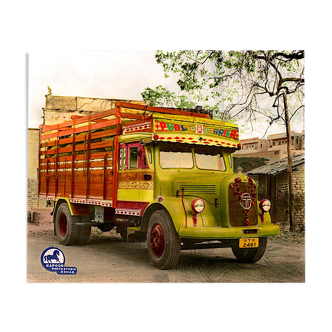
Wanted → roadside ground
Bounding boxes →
[27,210,305,283]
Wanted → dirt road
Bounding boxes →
[27,220,305,283]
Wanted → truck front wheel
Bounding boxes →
[232,237,267,263]
[147,210,181,270]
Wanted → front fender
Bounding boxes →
[142,197,191,233]
[159,197,190,231]
[143,196,221,233]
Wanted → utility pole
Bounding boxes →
[283,92,295,232]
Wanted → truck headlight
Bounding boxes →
[191,199,205,213]
[259,199,271,213]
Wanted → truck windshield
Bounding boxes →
[160,145,193,169]
[159,145,226,171]
[194,147,226,171]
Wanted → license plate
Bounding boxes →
[239,238,259,248]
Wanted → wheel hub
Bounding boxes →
[150,223,165,258]
[59,213,67,237]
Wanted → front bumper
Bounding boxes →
[178,224,280,239]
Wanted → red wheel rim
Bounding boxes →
[59,213,67,237]
[150,223,165,258]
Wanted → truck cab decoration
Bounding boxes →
[38,101,279,269]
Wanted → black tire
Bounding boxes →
[97,223,114,232]
[147,210,181,270]
[232,237,267,263]
[54,203,80,246]
[117,226,127,241]
[76,215,91,245]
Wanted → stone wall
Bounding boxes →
[43,95,145,126]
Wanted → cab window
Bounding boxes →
[121,143,150,170]
[119,147,126,170]
[129,147,139,169]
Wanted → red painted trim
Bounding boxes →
[181,188,187,228]
[70,203,91,216]
[113,135,119,208]
[117,201,149,212]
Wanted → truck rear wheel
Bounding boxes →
[76,215,91,245]
[147,210,181,270]
[232,237,267,263]
[55,203,80,246]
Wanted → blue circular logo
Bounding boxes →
[41,247,65,272]
[41,247,77,275]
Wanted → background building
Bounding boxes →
[248,153,305,231]
[235,131,305,162]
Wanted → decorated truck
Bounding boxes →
[38,101,279,269]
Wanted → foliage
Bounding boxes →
[142,50,304,232]
[141,85,196,110]
[142,49,307,231]
[141,85,175,107]
[142,50,305,135]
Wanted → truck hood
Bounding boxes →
[172,173,254,204]
[172,173,231,205]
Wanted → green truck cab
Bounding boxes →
[118,109,279,269]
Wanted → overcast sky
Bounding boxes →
[29,50,304,139]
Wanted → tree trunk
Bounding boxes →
[283,93,296,232]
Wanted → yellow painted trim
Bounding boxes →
[153,113,238,128]
[117,189,153,202]
[152,115,239,147]
[118,133,152,143]
[55,197,74,215]
[139,190,154,201]
[118,181,153,190]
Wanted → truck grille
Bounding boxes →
[228,183,258,226]
[178,184,217,195]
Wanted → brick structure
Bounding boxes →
[248,154,305,231]
[28,128,47,209]
[274,163,305,230]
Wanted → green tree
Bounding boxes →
[141,85,196,109]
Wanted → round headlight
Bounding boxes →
[259,199,271,213]
[191,199,205,213]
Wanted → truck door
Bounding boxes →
[117,142,152,206]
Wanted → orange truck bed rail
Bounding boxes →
[38,102,210,208]
[39,108,121,207]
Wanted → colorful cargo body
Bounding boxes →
[39,102,279,269]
